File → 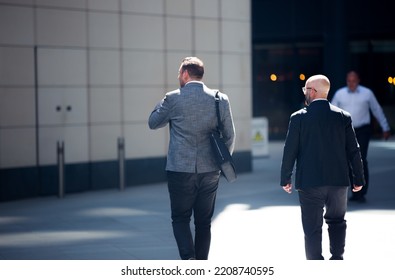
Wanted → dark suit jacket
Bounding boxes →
[280,99,365,189]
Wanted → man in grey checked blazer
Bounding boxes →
[149,57,235,260]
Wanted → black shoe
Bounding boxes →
[330,256,343,260]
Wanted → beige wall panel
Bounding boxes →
[121,0,164,14]
[122,14,164,50]
[90,87,121,124]
[194,0,219,18]
[89,124,122,161]
[0,0,33,4]
[222,53,251,87]
[221,0,250,20]
[88,12,120,49]
[0,6,34,45]
[122,51,165,86]
[0,47,34,86]
[0,88,35,127]
[222,21,251,53]
[89,50,121,86]
[166,17,192,51]
[37,48,87,86]
[36,8,87,47]
[123,87,164,122]
[166,0,192,16]
[195,19,220,53]
[221,85,252,120]
[0,128,36,168]
[36,0,86,9]
[124,123,168,158]
[88,0,119,11]
[233,118,252,151]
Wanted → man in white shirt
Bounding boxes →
[331,71,391,202]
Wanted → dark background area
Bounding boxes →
[252,0,395,139]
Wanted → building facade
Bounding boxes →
[0,0,252,201]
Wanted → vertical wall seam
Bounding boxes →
[118,0,125,138]
[219,0,223,89]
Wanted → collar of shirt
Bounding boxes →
[347,86,360,93]
[185,81,204,86]
[311,98,327,103]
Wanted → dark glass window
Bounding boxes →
[253,44,323,139]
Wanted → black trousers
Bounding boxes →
[298,186,348,260]
[167,170,220,260]
[351,124,371,198]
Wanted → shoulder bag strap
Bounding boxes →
[215,91,224,136]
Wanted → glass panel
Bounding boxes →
[253,43,323,139]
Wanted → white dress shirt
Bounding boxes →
[331,85,390,131]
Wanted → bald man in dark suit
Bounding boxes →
[280,74,365,260]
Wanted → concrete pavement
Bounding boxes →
[0,140,394,261]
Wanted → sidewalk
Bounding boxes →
[0,140,394,261]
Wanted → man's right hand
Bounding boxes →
[352,185,363,192]
[282,183,293,194]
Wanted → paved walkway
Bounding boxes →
[0,140,394,261]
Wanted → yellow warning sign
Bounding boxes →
[252,117,269,157]
[253,131,264,142]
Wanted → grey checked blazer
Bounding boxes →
[148,82,235,173]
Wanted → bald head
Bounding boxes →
[306,74,331,98]
[303,74,330,105]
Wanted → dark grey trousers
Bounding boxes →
[298,186,348,260]
[167,170,220,260]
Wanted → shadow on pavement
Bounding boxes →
[0,140,394,260]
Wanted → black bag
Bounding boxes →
[210,92,237,183]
